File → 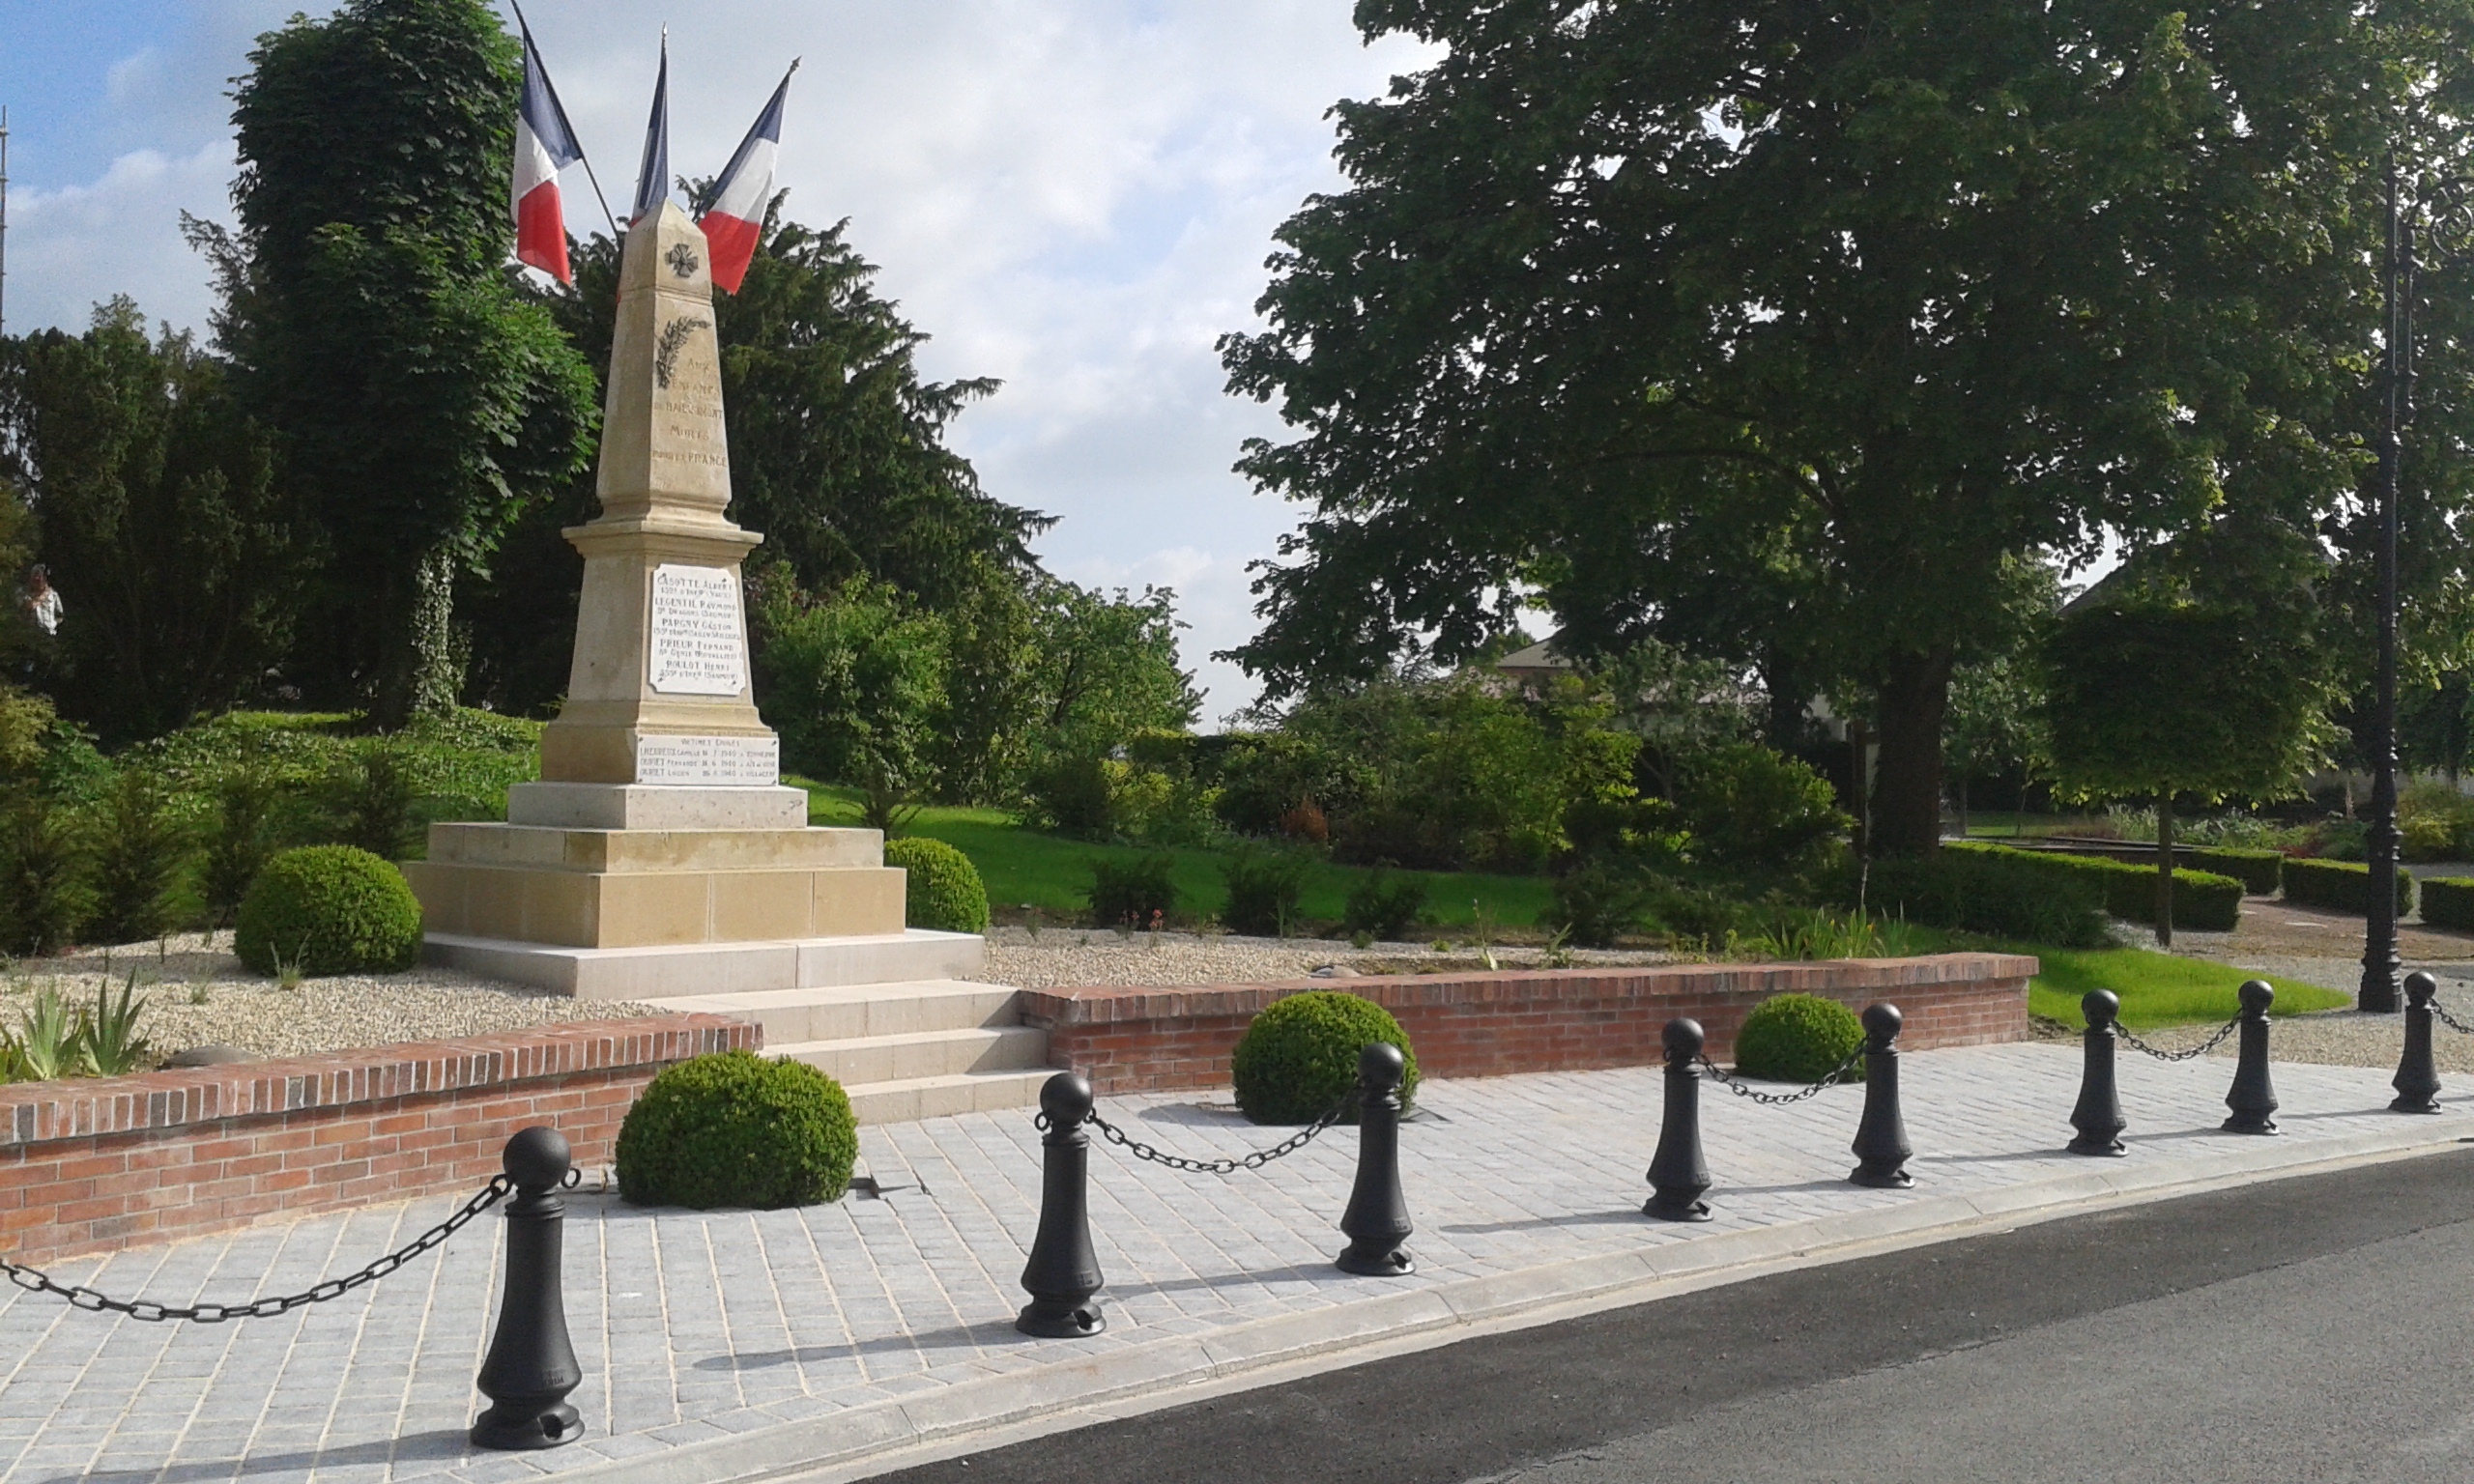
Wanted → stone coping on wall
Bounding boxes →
[1018,952,2037,1096]
[0,1014,754,1264]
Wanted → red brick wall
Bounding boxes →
[0,1015,755,1264]
[1020,954,2034,1096]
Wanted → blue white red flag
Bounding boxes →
[700,61,797,294]
[631,30,673,223]
[511,24,584,281]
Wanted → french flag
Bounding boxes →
[700,62,798,295]
[511,26,584,282]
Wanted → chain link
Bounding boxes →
[0,1175,511,1323]
[2114,1013,2241,1063]
[2431,995,2474,1038]
[1051,1093,1354,1175]
[1696,1042,1867,1106]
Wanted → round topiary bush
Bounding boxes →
[233,844,423,977]
[1231,990,1420,1125]
[883,837,990,933]
[616,1050,859,1209]
[1733,993,1867,1084]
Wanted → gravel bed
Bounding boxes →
[974,926,1674,990]
[1,932,662,1065]
[2096,952,2474,1073]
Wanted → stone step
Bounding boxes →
[422,928,986,999]
[772,1025,1050,1088]
[644,979,1019,1042]
[840,1068,1056,1126]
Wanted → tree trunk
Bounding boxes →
[2154,790,2174,949]
[371,545,463,728]
[1849,719,1871,861]
[1870,647,1955,857]
[1956,775,1971,841]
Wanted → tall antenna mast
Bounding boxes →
[2,106,12,340]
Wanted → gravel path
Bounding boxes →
[1,932,662,1065]
[974,925,1674,989]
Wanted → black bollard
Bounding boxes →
[1336,1042,1417,1276]
[1848,1003,1913,1188]
[2392,972,2443,1115]
[471,1127,584,1451]
[1017,1072,1107,1337]
[1644,1018,1713,1221]
[2067,990,2128,1156]
[2221,979,2280,1135]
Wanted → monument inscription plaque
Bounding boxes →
[647,563,748,695]
[635,733,778,786]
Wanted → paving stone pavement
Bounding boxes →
[3,1042,2469,1484]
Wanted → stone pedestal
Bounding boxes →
[404,203,909,993]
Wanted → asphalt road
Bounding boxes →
[879,1147,2474,1484]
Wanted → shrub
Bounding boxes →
[1644,882,1755,943]
[1231,990,1420,1125]
[203,764,281,928]
[91,770,189,944]
[328,747,418,860]
[2187,847,2282,896]
[1343,868,1427,942]
[1861,848,2109,948]
[882,837,989,933]
[1026,754,1115,840]
[615,1050,858,1209]
[1675,742,1849,874]
[0,794,93,956]
[2402,813,2460,864]
[2425,877,2474,932]
[2284,857,2414,916]
[1734,993,1866,1083]
[233,845,422,976]
[1551,863,1652,949]
[1223,844,1310,936]
[1086,852,1177,927]
[1942,842,2241,933]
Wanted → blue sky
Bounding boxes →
[0,2,1435,720]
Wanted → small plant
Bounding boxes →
[1231,990,1420,1125]
[616,1049,859,1209]
[1112,918,1136,940]
[330,746,418,861]
[1350,929,1375,951]
[1147,908,1165,949]
[1086,853,1178,928]
[1748,907,1885,961]
[273,946,306,991]
[1541,924,1576,970]
[7,985,86,1080]
[1734,993,1867,1084]
[1343,868,1428,943]
[234,845,423,978]
[1023,905,1043,939]
[1467,899,1500,972]
[204,764,281,927]
[91,770,189,945]
[881,837,990,933]
[1431,939,1452,953]
[1223,844,1310,937]
[188,984,213,1006]
[81,972,154,1075]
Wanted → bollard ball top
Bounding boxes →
[502,1126,572,1190]
[1358,1041,1407,1089]
[2238,979,2275,1014]
[1861,1003,1902,1043]
[1663,1017,1706,1058]
[2406,971,2439,1007]
[2081,989,2119,1028]
[1039,1070,1095,1124]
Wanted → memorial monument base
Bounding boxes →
[421,926,986,1001]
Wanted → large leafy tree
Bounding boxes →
[0,300,315,740]
[1221,0,2474,856]
[206,0,597,725]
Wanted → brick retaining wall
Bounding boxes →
[0,1015,755,1264]
[1019,953,2036,1096]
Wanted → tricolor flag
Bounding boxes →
[699,61,798,294]
[510,24,584,282]
[630,30,672,223]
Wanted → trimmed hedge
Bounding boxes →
[234,844,423,976]
[2187,847,2283,896]
[1862,848,2110,948]
[1231,990,1419,1125]
[2425,877,2474,931]
[1735,994,1866,1084]
[882,837,990,933]
[2284,857,2415,916]
[615,1050,858,1209]
[1946,842,2243,932]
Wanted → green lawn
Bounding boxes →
[2014,944,2350,1030]
[795,784,1555,931]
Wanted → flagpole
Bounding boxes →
[508,0,621,241]
[697,58,800,218]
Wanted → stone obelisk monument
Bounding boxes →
[407,202,906,996]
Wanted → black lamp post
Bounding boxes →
[2362,163,2414,1015]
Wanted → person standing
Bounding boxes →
[20,565,60,639]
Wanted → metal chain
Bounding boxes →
[2115,1013,2241,1064]
[1057,1093,1353,1176]
[2431,996,2474,1038]
[0,1175,511,1323]
[1696,1042,1867,1106]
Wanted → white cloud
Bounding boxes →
[9,140,235,337]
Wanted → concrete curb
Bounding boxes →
[549,1109,2474,1484]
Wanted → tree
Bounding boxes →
[2043,578,2332,944]
[207,0,597,725]
[0,300,315,741]
[755,577,949,834]
[1220,0,2466,858]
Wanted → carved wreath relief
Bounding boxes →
[653,316,709,389]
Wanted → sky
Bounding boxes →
[0,2,1437,722]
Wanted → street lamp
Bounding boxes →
[2361,164,2413,1014]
